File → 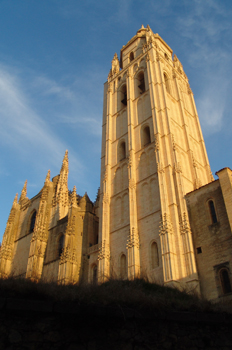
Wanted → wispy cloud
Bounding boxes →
[197,86,227,134]
[173,0,232,134]
[0,64,82,170]
[33,76,75,100]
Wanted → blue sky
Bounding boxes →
[1,0,232,241]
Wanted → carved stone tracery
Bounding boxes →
[159,213,174,236]
[126,227,140,250]
[98,240,110,261]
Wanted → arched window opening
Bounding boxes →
[29,211,37,233]
[143,126,151,146]
[151,242,159,269]
[208,200,218,224]
[121,84,127,106]
[129,51,134,62]
[58,234,65,258]
[120,254,127,279]
[220,269,232,294]
[93,265,98,284]
[138,72,145,94]
[164,73,170,94]
[119,141,126,161]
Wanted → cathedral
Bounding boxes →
[1,25,232,301]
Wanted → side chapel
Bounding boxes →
[1,25,232,301]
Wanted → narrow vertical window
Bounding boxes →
[120,254,127,279]
[143,126,151,146]
[220,269,232,294]
[121,84,127,106]
[119,141,126,161]
[138,72,145,94]
[208,200,217,224]
[129,51,134,62]
[58,234,65,257]
[29,211,37,233]
[151,242,159,269]
[164,73,170,94]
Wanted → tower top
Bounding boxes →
[119,25,172,69]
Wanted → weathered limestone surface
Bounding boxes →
[99,24,212,289]
[186,178,232,301]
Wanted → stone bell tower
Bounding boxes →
[98,25,212,289]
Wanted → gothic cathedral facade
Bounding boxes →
[1,26,232,301]
[97,25,212,292]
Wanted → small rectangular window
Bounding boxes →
[197,247,202,254]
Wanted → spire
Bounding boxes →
[83,192,90,202]
[61,150,69,173]
[45,170,51,185]
[71,186,78,207]
[19,180,27,202]
[56,151,69,219]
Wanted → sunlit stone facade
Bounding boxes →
[1,26,232,301]
[98,25,212,292]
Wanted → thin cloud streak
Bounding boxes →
[33,76,76,101]
[0,65,82,169]
[173,0,232,134]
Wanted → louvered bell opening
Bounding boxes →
[138,79,145,93]
[121,94,127,106]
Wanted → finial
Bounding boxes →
[71,186,77,207]
[111,53,120,75]
[82,192,90,203]
[19,180,27,202]
[94,188,100,204]
[13,193,18,207]
[137,24,147,35]
[45,170,51,184]
[147,24,151,31]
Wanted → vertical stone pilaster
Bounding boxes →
[0,194,20,277]
[216,168,232,232]
[98,83,113,282]
[159,213,176,282]
[26,170,53,281]
[58,186,81,284]
[179,212,197,276]
[126,69,140,278]
[98,239,110,283]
